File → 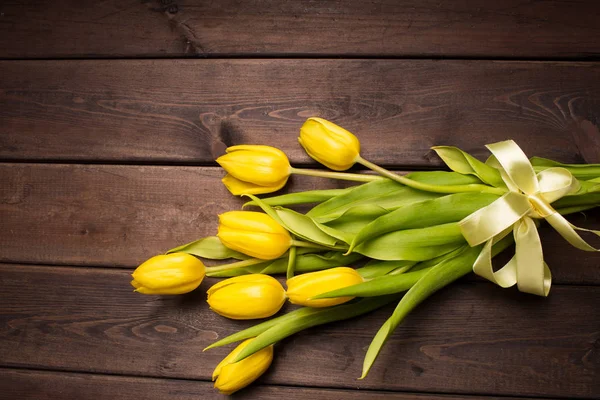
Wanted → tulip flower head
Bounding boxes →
[207,274,286,320]
[130,253,205,295]
[286,267,364,307]
[299,117,361,171]
[213,338,274,395]
[217,145,291,195]
[217,211,292,259]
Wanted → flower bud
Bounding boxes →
[212,338,274,395]
[299,117,361,171]
[286,267,364,307]
[216,145,291,195]
[131,253,205,295]
[217,211,292,259]
[207,274,286,319]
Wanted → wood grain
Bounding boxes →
[0,369,550,400]
[1,60,599,165]
[0,265,597,398]
[1,163,599,284]
[1,1,599,58]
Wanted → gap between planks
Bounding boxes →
[0,366,561,400]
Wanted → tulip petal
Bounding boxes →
[216,145,291,185]
[218,211,289,235]
[130,279,142,289]
[214,339,274,394]
[207,274,286,320]
[222,174,288,196]
[212,338,251,381]
[218,226,291,260]
[225,144,286,157]
[132,253,205,290]
[298,118,361,171]
[134,278,203,295]
[285,267,364,308]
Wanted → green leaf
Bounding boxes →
[360,245,480,378]
[574,179,600,194]
[286,246,297,279]
[404,171,484,186]
[243,188,353,208]
[309,179,440,222]
[325,204,390,227]
[319,245,471,298]
[276,208,340,247]
[166,236,248,260]
[356,260,416,279]
[349,192,499,252]
[245,195,340,247]
[531,157,600,180]
[360,234,515,378]
[552,192,600,209]
[320,206,389,243]
[204,306,319,350]
[208,251,362,277]
[432,146,506,188]
[354,223,466,261]
[307,179,402,219]
[231,295,401,363]
[556,205,598,215]
[316,268,430,299]
[311,220,355,245]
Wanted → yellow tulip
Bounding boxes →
[217,211,292,259]
[212,338,274,395]
[286,267,363,307]
[130,253,205,295]
[207,274,286,320]
[299,117,361,171]
[216,145,291,195]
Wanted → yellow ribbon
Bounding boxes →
[459,140,600,296]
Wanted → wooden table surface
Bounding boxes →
[1,1,600,399]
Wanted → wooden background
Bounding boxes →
[1,1,599,399]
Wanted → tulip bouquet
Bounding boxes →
[131,118,600,394]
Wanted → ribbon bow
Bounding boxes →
[459,140,599,296]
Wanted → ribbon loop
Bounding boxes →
[459,140,599,297]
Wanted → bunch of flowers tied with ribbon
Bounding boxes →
[131,117,600,395]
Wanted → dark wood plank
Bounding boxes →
[1,60,599,165]
[1,163,599,284]
[1,1,599,58]
[0,369,548,400]
[0,265,598,398]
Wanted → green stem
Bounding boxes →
[205,257,266,273]
[356,155,505,195]
[290,167,382,182]
[291,239,348,251]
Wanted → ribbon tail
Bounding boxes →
[514,217,551,296]
[472,227,517,288]
[545,213,600,252]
